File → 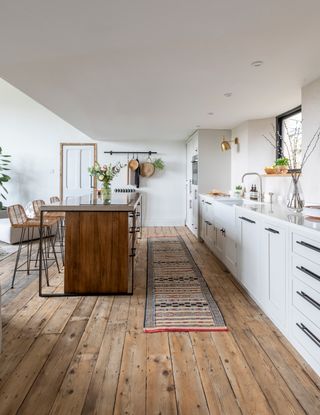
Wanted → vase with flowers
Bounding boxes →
[264,121,320,212]
[88,161,125,200]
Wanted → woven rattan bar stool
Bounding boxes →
[32,199,63,270]
[49,196,65,265]
[7,204,59,288]
[50,196,60,204]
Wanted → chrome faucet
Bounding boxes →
[241,172,264,202]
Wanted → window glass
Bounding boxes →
[276,106,302,170]
[281,111,302,169]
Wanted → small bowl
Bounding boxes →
[264,167,276,174]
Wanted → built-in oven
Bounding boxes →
[191,155,198,185]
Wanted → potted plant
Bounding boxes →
[273,157,289,174]
[153,158,165,171]
[0,146,11,210]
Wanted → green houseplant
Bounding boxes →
[153,158,165,171]
[0,146,11,209]
[273,157,289,174]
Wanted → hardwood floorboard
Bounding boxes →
[17,297,97,415]
[0,226,319,415]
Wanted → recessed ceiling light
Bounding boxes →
[207,112,214,115]
[224,92,232,98]
[251,60,263,67]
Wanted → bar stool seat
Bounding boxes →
[33,199,64,220]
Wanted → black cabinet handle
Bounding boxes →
[296,266,320,282]
[207,221,212,226]
[205,201,212,205]
[239,216,256,224]
[296,323,320,348]
[265,227,279,234]
[296,291,320,310]
[297,240,320,253]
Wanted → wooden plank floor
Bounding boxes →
[0,226,319,415]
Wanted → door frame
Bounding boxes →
[60,142,97,200]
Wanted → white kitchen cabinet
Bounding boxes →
[289,230,320,375]
[199,196,237,275]
[224,227,237,276]
[198,195,320,375]
[200,197,215,249]
[236,210,262,304]
[214,204,237,275]
[261,220,287,329]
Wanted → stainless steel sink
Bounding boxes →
[218,198,266,207]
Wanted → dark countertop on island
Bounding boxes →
[41,192,142,212]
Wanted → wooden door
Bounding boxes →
[60,143,97,199]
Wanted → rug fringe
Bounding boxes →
[143,326,228,333]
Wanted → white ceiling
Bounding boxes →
[0,0,320,141]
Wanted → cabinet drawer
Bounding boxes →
[292,278,320,329]
[292,232,320,265]
[291,307,320,365]
[292,254,320,293]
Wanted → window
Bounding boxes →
[276,106,302,169]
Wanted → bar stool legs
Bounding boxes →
[11,228,26,288]
[10,226,60,289]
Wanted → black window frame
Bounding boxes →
[275,105,301,159]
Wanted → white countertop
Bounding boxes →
[200,194,320,232]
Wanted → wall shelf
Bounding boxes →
[261,174,292,177]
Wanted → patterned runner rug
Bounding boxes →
[144,236,227,333]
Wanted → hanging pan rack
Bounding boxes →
[104,150,157,155]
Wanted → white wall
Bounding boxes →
[301,78,320,203]
[198,129,231,194]
[231,118,275,189]
[0,78,92,206]
[231,121,249,189]
[0,79,186,226]
[230,117,295,201]
[100,141,186,226]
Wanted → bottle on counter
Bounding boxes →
[249,185,254,200]
[250,185,258,201]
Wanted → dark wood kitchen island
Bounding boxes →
[39,193,142,296]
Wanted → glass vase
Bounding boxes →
[101,181,112,201]
[287,173,304,212]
